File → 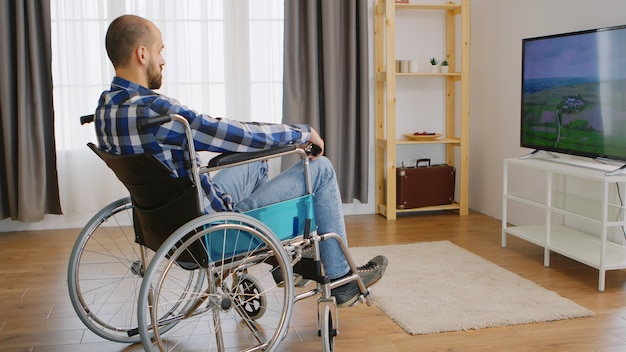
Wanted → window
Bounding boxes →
[51,0,284,150]
[50,0,284,215]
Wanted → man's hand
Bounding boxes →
[300,128,324,160]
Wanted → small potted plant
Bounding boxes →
[441,59,449,74]
[429,57,439,73]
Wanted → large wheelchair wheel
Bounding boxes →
[137,212,295,352]
[67,197,203,343]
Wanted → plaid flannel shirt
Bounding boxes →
[94,76,311,213]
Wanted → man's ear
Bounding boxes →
[134,45,148,65]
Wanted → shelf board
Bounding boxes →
[504,224,626,270]
[505,158,626,182]
[397,137,460,145]
[551,192,626,224]
[503,224,547,247]
[396,3,461,12]
[376,71,461,82]
[377,137,460,148]
[506,191,626,225]
[397,202,460,213]
[396,72,461,77]
[505,192,547,209]
[377,202,460,216]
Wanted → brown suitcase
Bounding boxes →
[396,158,455,209]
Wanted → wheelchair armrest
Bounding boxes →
[80,114,173,130]
[208,145,297,167]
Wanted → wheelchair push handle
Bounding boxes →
[80,114,94,125]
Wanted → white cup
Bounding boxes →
[400,60,410,73]
[409,59,419,73]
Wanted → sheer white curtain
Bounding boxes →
[42,0,284,230]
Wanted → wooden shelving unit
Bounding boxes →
[374,0,470,220]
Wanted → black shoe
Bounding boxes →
[356,255,388,288]
[331,255,388,307]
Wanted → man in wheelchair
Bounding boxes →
[95,14,387,308]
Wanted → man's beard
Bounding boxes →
[147,63,162,89]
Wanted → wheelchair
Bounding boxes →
[67,114,374,351]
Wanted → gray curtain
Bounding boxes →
[0,0,62,221]
[283,0,369,203]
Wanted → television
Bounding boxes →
[520,24,626,175]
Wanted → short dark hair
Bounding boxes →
[105,15,153,67]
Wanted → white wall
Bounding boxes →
[469,0,626,219]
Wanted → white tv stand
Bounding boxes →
[502,157,626,291]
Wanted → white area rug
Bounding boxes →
[349,241,593,335]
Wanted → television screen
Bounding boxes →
[521,24,626,162]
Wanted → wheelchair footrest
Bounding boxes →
[294,257,326,284]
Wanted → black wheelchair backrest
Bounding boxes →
[88,143,205,265]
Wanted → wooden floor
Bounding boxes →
[2,210,626,351]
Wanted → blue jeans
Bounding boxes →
[211,156,350,280]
